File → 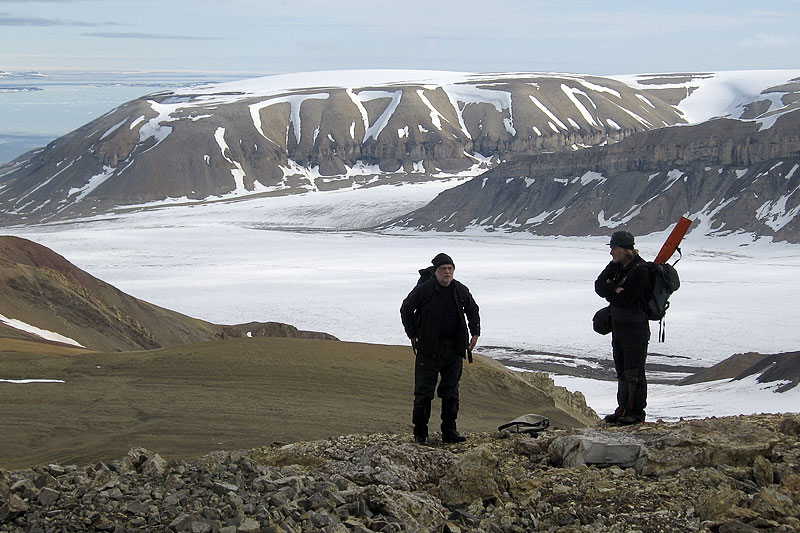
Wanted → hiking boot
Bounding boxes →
[603,406,626,424]
[412,400,431,445]
[441,430,467,444]
[440,397,465,443]
[614,414,644,426]
[413,424,429,445]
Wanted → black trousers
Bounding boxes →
[412,339,463,433]
[611,320,650,417]
[413,339,463,404]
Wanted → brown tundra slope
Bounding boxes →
[0,235,333,352]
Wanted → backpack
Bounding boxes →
[416,265,434,285]
[641,255,681,341]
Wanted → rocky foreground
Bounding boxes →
[2,414,799,532]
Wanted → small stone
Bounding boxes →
[10,478,38,499]
[553,484,571,494]
[213,481,239,494]
[168,513,194,531]
[142,453,169,476]
[718,519,759,533]
[6,493,29,513]
[753,455,773,487]
[443,522,462,533]
[37,487,60,507]
[46,464,66,476]
[190,520,212,533]
[779,416,800,435]
[237,516,261,531]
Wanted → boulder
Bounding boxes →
[548,430,645,468]
[438,445,502,507]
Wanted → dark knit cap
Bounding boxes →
[431,252,455,269]
[609,230,635,249]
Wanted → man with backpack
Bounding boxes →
[594,231,651,426]
[400,253,480,445]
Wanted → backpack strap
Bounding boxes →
[671,247,682,266]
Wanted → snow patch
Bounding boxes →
[530,95,567,130]
[572,171,606,186]
[755,184,800,231]
[416,89,445,131]
[67,165,116,202]
[139,101,175,147]
[0,313,84,347]
[561,84,598,126]
[358,90,403,142]
[214,127,247,193]
[99,118,127,141]
[249,93,329,145]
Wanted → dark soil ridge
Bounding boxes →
[486,345,800,390]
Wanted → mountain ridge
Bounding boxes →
[2,69,799,241]
[384,110,800,241]
[0,71,689,224]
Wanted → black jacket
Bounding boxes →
[595,256,650,322]
[400,278,480,359]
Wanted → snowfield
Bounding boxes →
[4,180,799,421]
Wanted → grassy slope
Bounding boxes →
[0,336,586,470]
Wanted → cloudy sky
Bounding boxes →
[2,0,799,76]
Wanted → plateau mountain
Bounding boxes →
[386,108,800,242]
[382,71,800,241]
[1,70,798,241]
[0,70,685,224]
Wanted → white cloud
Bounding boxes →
[739,33,796,48]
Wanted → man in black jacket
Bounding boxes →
[400,253,480,445]
[595,231,651,425]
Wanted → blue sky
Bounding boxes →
[2,0,799,76]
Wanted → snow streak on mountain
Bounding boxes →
[1,69,799,241]
[384,71,800,242]
[0,71,683,223]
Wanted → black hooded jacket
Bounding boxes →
[400,278,480,359]
[595,255,650,322]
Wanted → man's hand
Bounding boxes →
[468,335,479,351]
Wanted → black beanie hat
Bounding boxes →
[431,252,454,269]
[609,230,635,249]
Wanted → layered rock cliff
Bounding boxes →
[386,110,800,242]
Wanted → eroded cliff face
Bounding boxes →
[388,111,800,242]
[2,414,798,532]
[0,73,684,223]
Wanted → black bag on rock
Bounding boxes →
[592,306,612,335]
[498,414,550,437]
